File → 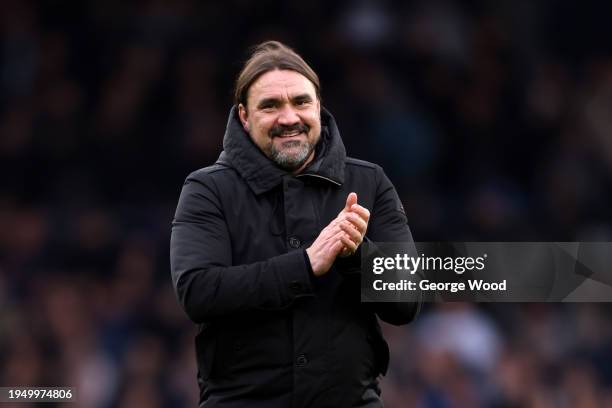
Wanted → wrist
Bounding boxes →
[305,247,323,277]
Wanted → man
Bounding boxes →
[170,41,420,408]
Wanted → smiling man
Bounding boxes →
[238,69,321,173]
[170,41,420,408]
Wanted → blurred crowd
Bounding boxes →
[1,0,612,407]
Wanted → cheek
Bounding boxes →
[307,112,321,132]
[302,110,320,127]
[253,116,275,135]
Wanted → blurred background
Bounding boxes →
[1,0,612,406]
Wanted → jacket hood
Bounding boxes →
[218,105,346,195]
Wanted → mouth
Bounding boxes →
[270,124,310,139]
[276,130,305,139]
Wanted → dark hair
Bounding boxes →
[234,41,320,107]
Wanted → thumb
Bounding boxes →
[344,192,358,211]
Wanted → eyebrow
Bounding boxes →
[257,97,281,109]
[292,94,313,103]
[256,94,313,109]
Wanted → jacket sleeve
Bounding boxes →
[170,173,314,324]
[365,166,423,325]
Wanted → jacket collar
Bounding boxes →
[218,105,346,195]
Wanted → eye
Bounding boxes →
[259,103,275,111]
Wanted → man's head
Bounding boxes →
[235,41,322,173]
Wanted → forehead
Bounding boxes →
[248,69,317,104]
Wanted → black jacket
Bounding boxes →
[170,107,419,408]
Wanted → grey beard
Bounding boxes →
[270,139,314,171]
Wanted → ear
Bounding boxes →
[238,103,249,132]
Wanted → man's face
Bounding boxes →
[238,69,321,173]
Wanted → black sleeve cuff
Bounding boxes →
[334,244,362,275]
[303,249,316,281]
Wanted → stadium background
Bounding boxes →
[1,0,612,406]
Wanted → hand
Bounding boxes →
[305,220,351,277]
[306,193,370,276]
[338,193,370,257]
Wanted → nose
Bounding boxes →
[277,104,300,126]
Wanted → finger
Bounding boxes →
[340,233,358,253]
[343,192,358,212]
[332,240,345,255]
[342,212,367,234]
[329,232,347,255]
[340,220,362,244]
[324,221,346,240]
[339,220,361,242]
[350,204,370,222]
[326,230,346,247]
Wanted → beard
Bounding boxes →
[266,123,318,171]
[270,139,315,171]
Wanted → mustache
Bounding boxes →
[269,123,310,137]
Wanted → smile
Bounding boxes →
[276,131,305,138]
[269,123,310,138]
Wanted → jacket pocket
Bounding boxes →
[194,326,217,380]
